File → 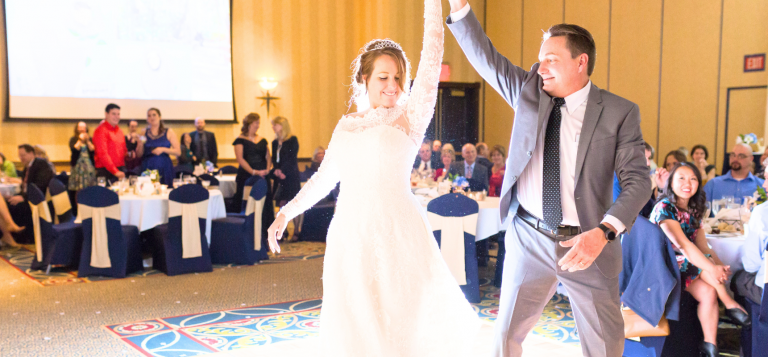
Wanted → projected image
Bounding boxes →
[5,0,233,103]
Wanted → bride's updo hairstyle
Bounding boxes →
[349,39,412,110]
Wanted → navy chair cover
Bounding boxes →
[198,174,220,186]
[218,165,238,175]
[27,184,83,272]
[48,178,74,223]
[427,194,480,303]
[152,184,213,276]
[237,175,262,214]
[745,242,768,357]
[210,178,269,265]
[299,201,335,242]
[76,186,142,278]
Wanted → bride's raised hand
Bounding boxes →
[267,213,288,254]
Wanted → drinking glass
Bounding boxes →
[711,199,723,216]
[723,195,735,205]
[97,177,106,187]
[202,180,210,189]
[173,179,182,189]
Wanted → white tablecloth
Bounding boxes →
[217,175,237,199]
[0,183,21,198]
[706,233,746,271]
[419,195,508,241]
[78,189,227,244]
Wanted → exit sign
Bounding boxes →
[744,54,765,72]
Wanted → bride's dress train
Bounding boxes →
[277,0,481,355]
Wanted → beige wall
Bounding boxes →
[2,0,766,173]
[0,0,483,164]
[482,0,768,172]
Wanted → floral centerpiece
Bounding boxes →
[450,174,470,192]
[141,169,160,184]
[737,133,762,152]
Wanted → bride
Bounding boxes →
[267,0,481,355]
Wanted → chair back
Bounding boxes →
[198,174,219,187]
[426,193,480,302]
[27,184,54,266]
[241,175,262,212]
[47,178,73,223]
[244,178,268,253]
[56,171,69,187]
[76,186,127,277]
[168,185,210,260]
[218,165,238,174]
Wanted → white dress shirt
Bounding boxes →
[417,160,433,176]
[452,4,625,233]
[464,161,475,179]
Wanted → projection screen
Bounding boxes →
[4,0,235,121]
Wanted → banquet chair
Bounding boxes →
[230,175,261,216]
[47,178,74,223]
[27,184,83,272]
[742,242,768,357]
[210,178,269,265]
[427,193,481,303]
[76,186,142,278]
[151,184,213,276]
[218,165,238,175]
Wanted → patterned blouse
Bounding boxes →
[649,198,700,244]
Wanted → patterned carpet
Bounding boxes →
[0,242,325,286]
[106,281,579,356]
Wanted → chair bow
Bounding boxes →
[245,195,266,250]
[427,212,478,285]
[30,200,53,261]
[78,203,120,268]
[168,200,209,259]
[46,189,72,224]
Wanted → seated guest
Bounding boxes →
[704,143,764,202]
[136,108,179,186]
[93,103,127,182]
[434,148,455,182]
[33,145,56,173]
[302,146,325,182]
[189,117,218,166]
[124,120,142,171]
[432,140,442,155]
[413,142,439,176]
[475,142,492,177]
[691,144,717,184]
[442,143,455,153]
[7,144,54,244]
[449,144,489,192]
[0,153,18,178]
[488,145,505,197]
[0,198,25,247]
[177,132,197,171]
[69,121,95,169]
[732,166,768,305]
[650,162,750,356]
[429,140,444,169]
[663,149,687,172]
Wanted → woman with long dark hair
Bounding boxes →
[649,162,750,356]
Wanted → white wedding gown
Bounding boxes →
[278,0,481,355]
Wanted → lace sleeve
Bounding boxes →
[277,127,341,221]
[404,0,444,144]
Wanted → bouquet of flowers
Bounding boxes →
[452,175,469,189]
[141,169,160,184]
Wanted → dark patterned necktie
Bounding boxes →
[542,97,566,230]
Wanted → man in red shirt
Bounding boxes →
[93,103,127,182]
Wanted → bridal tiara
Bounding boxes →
[348,38,412,110]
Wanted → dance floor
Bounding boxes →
[0,242,325,286]
[105,282,580,356]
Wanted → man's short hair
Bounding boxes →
[105,103,120,113]
[644,141,655,160]
[543,24,596,76]
[18,144,34,153]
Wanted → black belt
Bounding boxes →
[516,206,581,241]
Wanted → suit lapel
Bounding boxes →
[574,84,604,187]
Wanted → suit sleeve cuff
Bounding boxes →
[450,3,471,22]
[601,215,626,234]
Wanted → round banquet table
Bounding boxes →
[216,175,237,199]
[0,183,21,198]
[706,232,746,272]
[418,195,509,241]
[78,189,227,244]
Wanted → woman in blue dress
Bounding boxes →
[137,108,179,186]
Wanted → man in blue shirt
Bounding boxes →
[704,143,764,202]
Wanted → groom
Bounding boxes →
[446,1,650,356]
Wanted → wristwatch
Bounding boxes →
[598,223,617,242]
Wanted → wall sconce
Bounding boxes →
[257,77,280,119]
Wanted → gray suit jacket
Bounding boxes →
[449,160,489,191]
[448,10,650,278]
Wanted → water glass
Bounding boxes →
[173,179,182,189]
[97,177,106,187]
[723,195,735,205]
[202,180,210,189]
[711,199,723,216]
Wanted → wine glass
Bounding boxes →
[97,177,106,187]
[711,199,723,217]
[723,195,735,206]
